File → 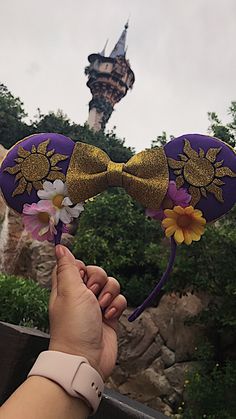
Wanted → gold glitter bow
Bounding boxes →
[66,142,169,209]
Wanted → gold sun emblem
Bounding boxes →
[168,139,236,206]
[4,139,68,197]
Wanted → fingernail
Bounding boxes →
[105,307,117,320]
[89,283,100,294]
[55,245,66,258]
[99,293,112,308]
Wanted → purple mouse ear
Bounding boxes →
[129,134,236,322]
[0,133,84,244]
[2,132,236,321]
[164,134,236,222]
[0,133,74,213]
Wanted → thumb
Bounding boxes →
[55,245,85,296]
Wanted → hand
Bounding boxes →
[49,245,127,381]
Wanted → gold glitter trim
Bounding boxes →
[213,178,225,186]
[174,169,182,175]
[179,153,188,161]
[206,183,223,203]
[167,138,236,206]
[0,134,41,171]
[183,157,214,187]
[168,158,185,169]
[189,186,201,207]
[47,172,65,181]
[32,181,44,190]
[5,164,21,175]
[15,172,23,181]
[4,139,68,197]
[175,175,184,189]
[107,162,124,186]
[183,139,199,159]
[206,147,222,162]
[215,167,236,178]
[21,154,50,181]
[37,139,50,154]
[46,149,55,157]
[124,147,169,209]
[214,160,224,168]
[51,166,62,171]
[199,148,205,158]
[12,178,27,197]
[67,142,169,209]
[50,153,68,166]
[17,146,31,158]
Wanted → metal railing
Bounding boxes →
[0,322,167,418]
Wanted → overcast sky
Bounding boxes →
[1,0,236,151]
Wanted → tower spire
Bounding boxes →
[100,39,109,56]
[109,21,128,58]
[85,20,134,132]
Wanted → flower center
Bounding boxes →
[38,212,50,224]
[183,157,214,187]
[21,154,50,181]
[52,194,64,209]
[177,214,192,228]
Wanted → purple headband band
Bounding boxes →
[1,132,236,321]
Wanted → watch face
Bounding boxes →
[164,133,236,222]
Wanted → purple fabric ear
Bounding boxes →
[129,134,236,321]
[0,133,74,213]
[164,134,236,222]
[2,131,236,323]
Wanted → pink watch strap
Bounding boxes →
[28,351,104,414]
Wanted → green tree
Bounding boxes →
[33,109,73,136]
[151,131,173,148]
[33,110,134,162]
[208,102,236,148]
[0,84,31,148]
[73,189,163,306]
[183,343,236,418]
[0,84,134,162]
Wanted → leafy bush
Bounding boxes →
[162,206,236,340]
[182,343,236,419]
[73,189,164,306]
[0,273,49,330]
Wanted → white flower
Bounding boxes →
[37,179,84,225]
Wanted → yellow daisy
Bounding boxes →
[162,206,206,245]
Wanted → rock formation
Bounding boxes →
[108,293,209,416]
[0,144,212,416]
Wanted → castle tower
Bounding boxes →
[85,22,135,132]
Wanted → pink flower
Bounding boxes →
[23,201,57,242]
[146,181,191,221]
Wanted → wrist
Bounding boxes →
[28,351,104,414]
[49,340,104,380]
[49,340,86,358]
[27,376,91,416]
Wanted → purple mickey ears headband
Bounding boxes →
[1,132,236,321]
